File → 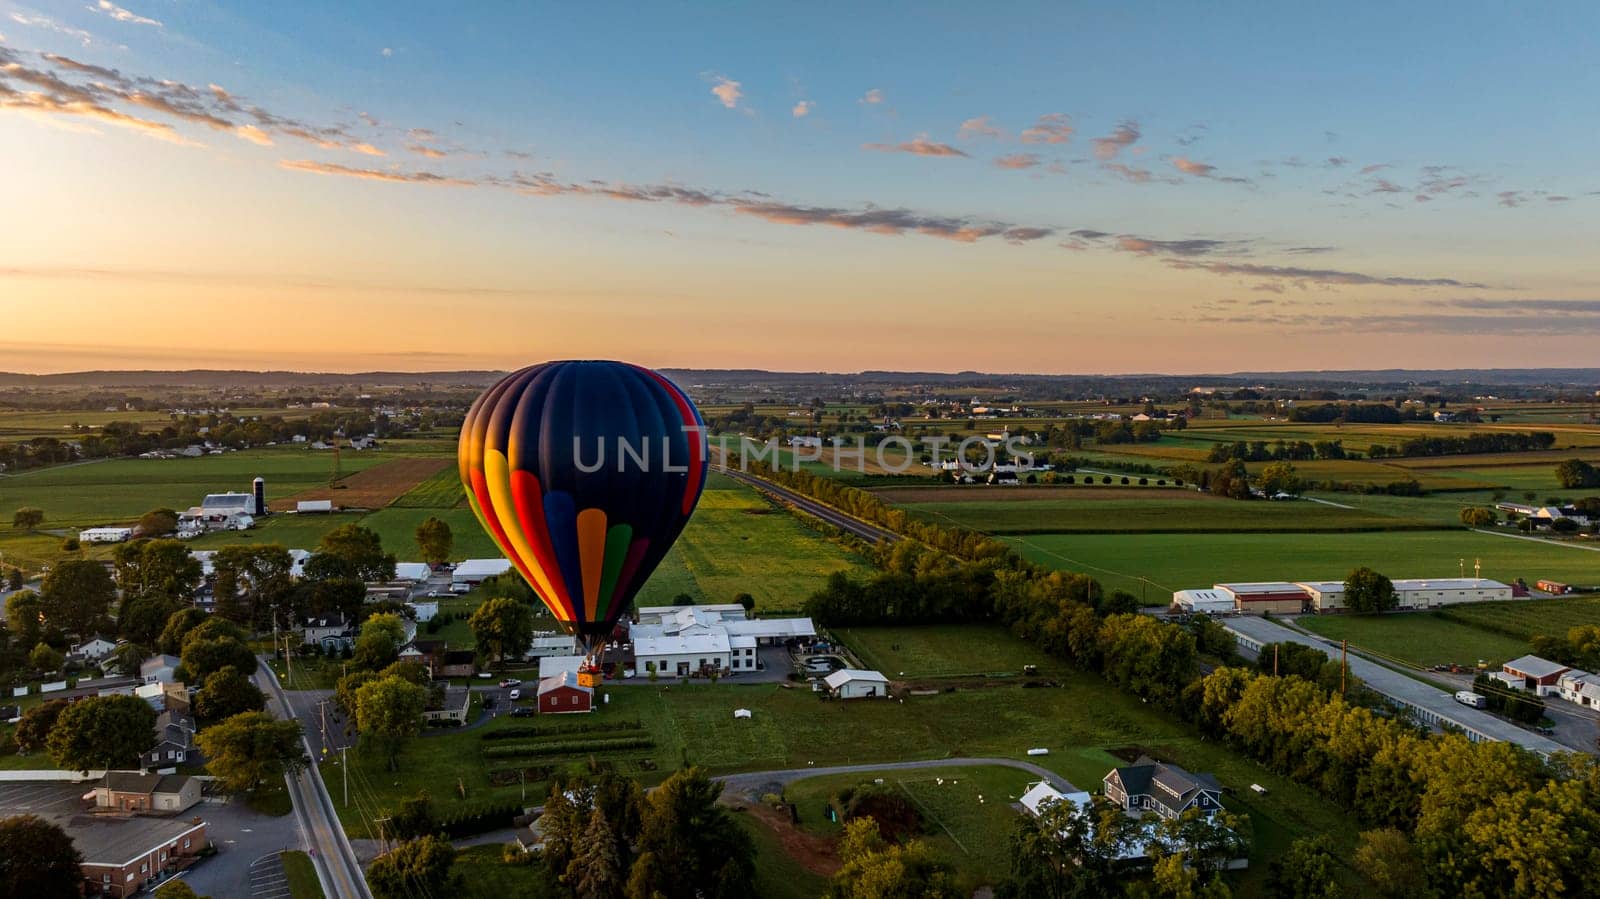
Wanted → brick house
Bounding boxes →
[78,817,208,897]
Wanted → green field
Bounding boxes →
[390,465,466,508]
[1296,613,1532,669]
[1005,530,1600,595]
[894,495,1428,534]
[735,810,831,899]
[279,850,325,899]
[1435,596,1600,640]
[838,624,1065,678]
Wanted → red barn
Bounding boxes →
[537,671,593,714]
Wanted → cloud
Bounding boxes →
[709,75,742,109]
[1498,190,1524,207]
[993,153,1040,170]
[1090,120,1139,159]
[278,159,476,186]
[381,47,393,57]
[958,115,1002,139]
[1020,113,1072,144]
[91,1,161,27]
[1165,259,1490,289]
[1175,123,1208,147]
[860,88,884,105]
[791,100,813,118]
[8,12,95,45]
[1368,178,1405,194]
[862,135,969,158]
[234,125,272,146]
[732,202,1044,243]
[1115,236,1244,257]
[405,143,446,158]
[1190,299,1600,336]
[1359,163,1390,174]
[1102,162,1159,183]
[1546,195,1571,202]
[1326,156,1349,167]
[1171,156,1215,177]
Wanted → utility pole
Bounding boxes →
[1341,640,1348,695]
[341,746,348,808]
[1273,643,1279,677]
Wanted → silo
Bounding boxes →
[253,477,266,516]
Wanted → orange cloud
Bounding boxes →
[862,135,969,158]
[1020,113,1072,144]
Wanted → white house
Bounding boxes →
[1557,671,1600,708]
[634,630,732,677]
[823,668,890,699]
[630,605,815,676]
[393,562,432,583]
[408,600,439,623]
[140,654,180,685]
[1019,781,1094,818]
[79,527,134,544]
[71,636,119,661]
[453,558,513,585]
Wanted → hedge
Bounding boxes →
[481,736,656,760]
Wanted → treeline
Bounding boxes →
[1206,438,1348,463]
[1371,431,1556,458]
[777,468,1600,897]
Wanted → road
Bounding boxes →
[717,756,1075,798]
[715,465,900,545]
[1472,527,1600,555]
[1222,615,1571,755]
[257,665,372,899]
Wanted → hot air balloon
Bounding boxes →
[458,361,707,683]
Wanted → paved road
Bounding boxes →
[257,666,372,899]
[1222,615,1570,755]
[1472,527,1600,555]
[716,466,900,545]
[718,757,1074,799]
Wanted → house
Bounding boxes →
[435,650,477,678]
[80,527,134,544]
[1557,671,1600,708]
[393,562,432,583]
[422,686,472,724]
[527,633,578,658]
[1018,781,1150,862]
[142,710,196,768]
[74,814,208,897]
[303,615,355,651]
[73,635,120,661]
[140,655,180,685]
[1502,655,1571,696]
[452,558,513,585]
[1103,756,1223,820]
[1215,582,1308,615]
[823,669,890,699]
[789,436,824,449]
[408,599,439,623]
[1171,589,1234,615]
[537,671,594,714]
[93,771,201,814]
[633,629,731,678]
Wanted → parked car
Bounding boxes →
[508,688,522,700]
[510,707,535,718]
[499,678,522,688]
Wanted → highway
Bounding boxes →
[257,664,373,899]
[715,465,901,545]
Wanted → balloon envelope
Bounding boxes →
[458,361,707,646]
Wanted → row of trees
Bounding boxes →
[1206,439,1346,463]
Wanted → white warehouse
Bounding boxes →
[1172,589,1235,614]
[1302,578,1513,612]
[79,527,134,544]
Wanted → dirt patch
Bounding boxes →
[869,485,1208,504]
[738,800,840,878]
[273,457,451,511]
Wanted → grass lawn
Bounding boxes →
[187,511,366,551]
[733,807,832,899]
[1435,595,1600,640]
[1296,612,1532,668]
[1005,529,1600,595]
[450,844,560,898]
[279,850,325,899]
[358,506,503,561]
[837,624,1065,678]
[247,780,295,816]
[893,495,1427,535]
[783,764,1034,889]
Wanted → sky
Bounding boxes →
[1,1,1597,375]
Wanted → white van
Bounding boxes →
[1454,690,1487,709]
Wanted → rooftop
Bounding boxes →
[1391,578,1511,591]
[1215,582,1307,595]
[824,668,889,688]
[1504,654,1570,679]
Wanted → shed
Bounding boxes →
[823,668,890,699]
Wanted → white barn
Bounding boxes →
[453,558,513,585]
[1172,589,1234,614]
[824,669,890,699]
[80,527,134,544]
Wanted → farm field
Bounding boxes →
[1435,596,1600,640]
[333,667,1362,890]
[837,624,1066,678]
[1003,530,1600,595]
[272,456,450,511]
[389,465,466,508]
[890,494,1429,535]
[1295,612,1533,669]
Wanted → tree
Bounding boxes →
[113,539,202,602]
[389,791,436,841]
[353,612,407,670]
[1344,567,1396,614]
[46,694,156,772]
[1258,460,1302,496]
[631,767,756,897]
[734,592,756,613]
[5,589,43,649]
[469,597,534,666]
[6,566,22,591]
[1354,828,1424,898]
[567,805,626,899]
[29,642,63,673]
[194,665,265,720]
[106,641,148,677]
[414,516,453,567]
[11,507,44,530]
[309,523,397,583]
[1554,458,1600,489]
[39,559,116,637]
[159,607,208,655]
[1209,459,1252,500]
[829,817,957,899]
[1266,835,1341,899]
[0,814,83,899]
[155,881,209,899]
[136,507,179,537]
[13,699,69,753]
[195,711,306,792]
[353,674,427,770]
[1459,507,1497,527]
[117,592,184,646]
[181,633,258,682]
[1003,795,1099,899]
[367,835,456,899]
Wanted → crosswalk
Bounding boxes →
[248,853,292,899]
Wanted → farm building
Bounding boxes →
[1390,578,1514,609]
[537,670,594,714]
[407,599,438,623]
[1172,589,1234,614]
[297,499,334,513]
[1297,581,1346,612]
[452,558,513,585]
[1502,655,1570,696]
[393,562,431,582]
[527,633,579,658]
[633,630,731,677]
[631,604,814,676]
[1558,671,1600,708]
[1536,580,1572,595]
[824,668,890,699]
[1215,582,1308,615]
[539,654,584,681]
[80,527,134,544]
